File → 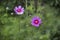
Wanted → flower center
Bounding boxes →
[34,20,39,24]
[17,9,22,12]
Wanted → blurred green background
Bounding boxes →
[0,0,60,40]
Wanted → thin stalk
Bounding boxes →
[26,0,27,9]
[34,0,38,13]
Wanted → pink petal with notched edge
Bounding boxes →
[18,6,21,9]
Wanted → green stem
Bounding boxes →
[26,0,27,9]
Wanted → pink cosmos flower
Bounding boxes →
[31,16,42,27]
[14,5,24,15]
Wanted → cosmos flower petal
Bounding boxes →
[31,23,39,27]
[21,9,24,12]
[34,24,39,27]
[22,8,24,10]
[18,6,21,9]
[15,7,18,10]
[19,12,24,14]
[16,12,24,15]
[14,7,18,12]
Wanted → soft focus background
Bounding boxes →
[0,0,60,40]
